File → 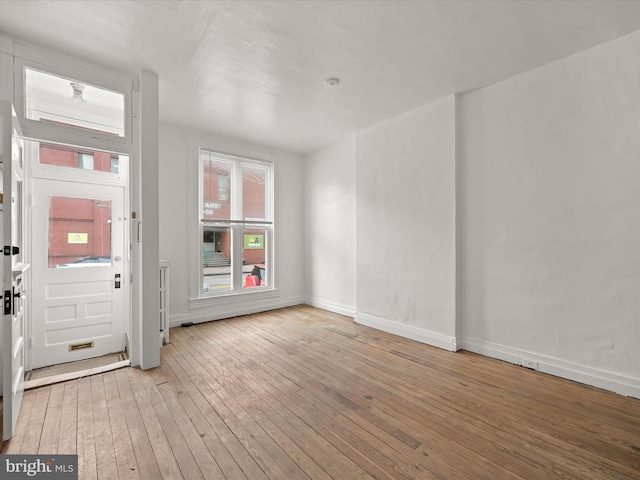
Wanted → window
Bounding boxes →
[110,157,120,174]
[200,149,272,295]
[78,153,94,170]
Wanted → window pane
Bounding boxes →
[48,196,112,268]
[25,68,125,137]
[78,153,94,170]
[203,226,231,292]
[243,227,268,289]
[110,157,120,174]
[201,151,232,220]
[243,164,267,221]
[39,143,128,174]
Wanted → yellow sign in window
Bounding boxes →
[68,233,88,244]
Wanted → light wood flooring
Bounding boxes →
[2,305,639,479]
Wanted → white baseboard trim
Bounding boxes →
[169,294,306,328]
[459,337,640,399]
[304,296,355,318]
[355,312,457,352]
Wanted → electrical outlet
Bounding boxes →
[521,359,538,370]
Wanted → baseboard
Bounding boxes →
[169,294,306,328]
[459,337,640,399]
[304,296,355,318]
[355,312,457,352]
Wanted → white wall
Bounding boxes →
[355,96,457,351]
[159,122,305,325]
[303,135,357,316]
[458,30,640,397]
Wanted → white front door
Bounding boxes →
[2,102,28,440]
[31,178,127,369]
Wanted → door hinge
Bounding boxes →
[30,337,35,348]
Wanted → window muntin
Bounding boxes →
[200,149,273,295]
[25,67,125,137]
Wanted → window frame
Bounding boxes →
[194,146,275,299]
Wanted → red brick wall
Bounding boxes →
[40,144,115,172]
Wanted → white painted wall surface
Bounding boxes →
[159,122,305,325]
[303,135,357,316]
[458,30,640,396]
[355,96,457,350]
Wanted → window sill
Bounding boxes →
[189,287,281,310]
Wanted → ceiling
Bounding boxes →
[1,0,640,154]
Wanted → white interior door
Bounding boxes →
[31,178,127,369]
[2,102,28,440]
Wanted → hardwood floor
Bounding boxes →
[2,305,639,479]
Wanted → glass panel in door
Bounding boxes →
[48,197,112,268]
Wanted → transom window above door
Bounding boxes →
[14,56,134,152]
[24,67,125,137]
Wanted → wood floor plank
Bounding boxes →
[38,382,65,454]
[130,367,204,479]
[210,330,425,480]
[152,365,226,480]
[77,376,97,480]
[90,374,119,479]
[251,314,633,479]
[104,371,141,480]
[123,366,185,480]
[170,330,314,480]
[180,329,359,480]
[1,305,639,480]
[1,387,38,454]
[57,380,78,454]
[212,315,521,480]
[160,347,264,480]
[114,368,163,480]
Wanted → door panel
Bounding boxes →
[32,179,126,368]
[2,101,28,440]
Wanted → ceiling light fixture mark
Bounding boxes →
[70,82,86,103]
